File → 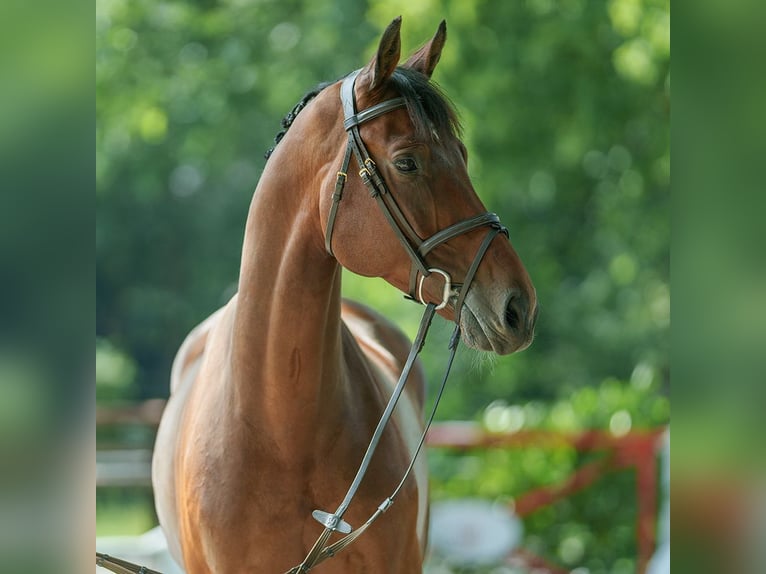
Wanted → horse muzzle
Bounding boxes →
[459,287,537,355]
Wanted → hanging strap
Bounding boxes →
[286,303,437,574]
[96,553,163,574]
[297,322,462,571]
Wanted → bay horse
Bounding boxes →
[152,17,537,573]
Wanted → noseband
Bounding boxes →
[325,69,508,318]
[288,70,510,573]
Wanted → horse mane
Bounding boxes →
[264,81,334,159]
[264,67,462,160]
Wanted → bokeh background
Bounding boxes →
[96,0,670,572]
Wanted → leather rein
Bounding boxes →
[286,70,509,573]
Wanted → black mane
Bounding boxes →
[264,81,333,159]
[264,67,461,160]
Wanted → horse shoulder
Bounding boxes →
[340,298,425,409]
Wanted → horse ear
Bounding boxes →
[404,20,447,79]
[361,16,402,92]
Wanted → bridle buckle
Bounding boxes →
[418,268,452,310]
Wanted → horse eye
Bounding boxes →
[394,157,418,173]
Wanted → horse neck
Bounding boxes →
[230,115,346,453]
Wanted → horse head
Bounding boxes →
[281,18,538,354]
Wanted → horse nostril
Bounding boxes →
[505,296,522,332]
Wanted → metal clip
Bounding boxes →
[311,510,353,534]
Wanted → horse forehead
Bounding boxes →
[368,114,463,160]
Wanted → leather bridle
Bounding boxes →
[287,70,510,573]
[325,69,508,319]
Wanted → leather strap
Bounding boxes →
[407,212,506,300]
[419,213,503,257]
[329,71,509,304]
[96,553,162,574]
[340,70,406,129]
[287,304,437,574]
[290,321,461,571]
[324,139,353,256]
[340,71,432,284]
[454,226,503,324]
[344,97,406,130]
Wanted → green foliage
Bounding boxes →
[96,338,138,402]
[97,0,669,568]
[97,0,669,402]
[429,375,668,572]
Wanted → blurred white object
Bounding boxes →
[429,498,523,566]
[96,526,184,573]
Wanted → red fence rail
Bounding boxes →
[426,422,666,573]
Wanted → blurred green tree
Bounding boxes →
[97,0,669,406]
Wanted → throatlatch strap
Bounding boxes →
[325,140,353,256]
